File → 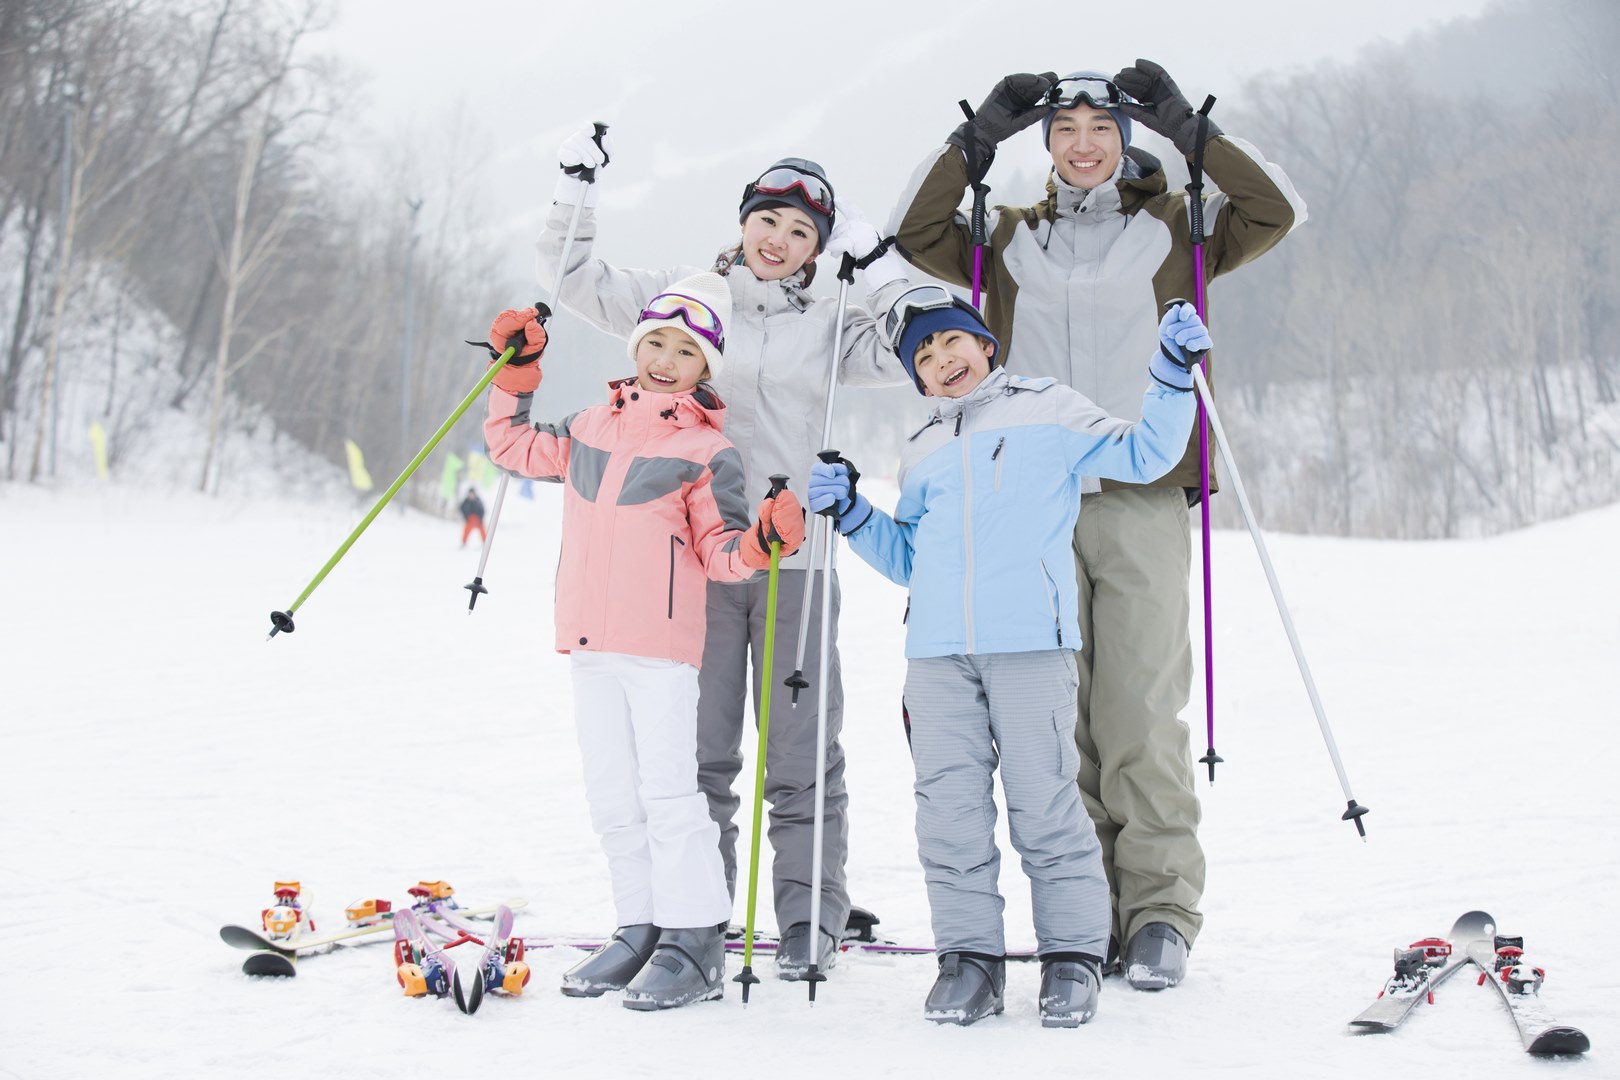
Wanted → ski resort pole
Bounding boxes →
[268,343,522,638]
[464,121,609,610]
[1173,308,1369,838]
[1186,96,1224,783]
[735,474,791,1005]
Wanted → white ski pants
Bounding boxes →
[571,651,732,929]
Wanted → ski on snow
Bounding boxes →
[1349,910,1589,1055]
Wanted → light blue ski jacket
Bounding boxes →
[846,367,1195,658]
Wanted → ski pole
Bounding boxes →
[1172,304,1369,838]
[957,100,992,308]
[735,474,790,1005]
[268,343,521,638]
[464,121,609,610]
[1186,95,1224,783]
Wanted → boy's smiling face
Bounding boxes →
[913,329,995,398]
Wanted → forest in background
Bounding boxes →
[2,0,1617,536]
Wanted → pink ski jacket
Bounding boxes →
[485,378,758,669]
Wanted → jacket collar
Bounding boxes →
[1034,146,1167,223]
[723,255,814,314]
[606,377,727,432]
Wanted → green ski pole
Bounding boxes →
[268,340,526,639]
[734,473,790,1003]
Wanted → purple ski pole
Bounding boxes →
[957,99,992,307]
[1186,97,1223,783]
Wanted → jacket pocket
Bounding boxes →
[668,535,686,618]
[1039,560,1063,648]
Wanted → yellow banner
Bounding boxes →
[344,439,374,491]
[88,421,109,479]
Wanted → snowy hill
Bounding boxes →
[1,475,1613,1078]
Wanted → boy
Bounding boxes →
[807,287,1206,1026]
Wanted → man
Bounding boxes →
[889,60,1306,989]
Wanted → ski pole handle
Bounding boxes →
[574,121,610,184]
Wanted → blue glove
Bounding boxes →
[1148,301,1212,391]
[808,461,872,536]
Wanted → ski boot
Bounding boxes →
[1039,957,1101,1027]
[561,923,661,998]
[260,881,314,943]
[776,922,839,981]
[623,925,725,1010]
[1123,923,1188,990]
[923,953,1005,1026]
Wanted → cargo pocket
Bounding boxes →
[667,535,686,618]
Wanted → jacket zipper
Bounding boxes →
[668,535,686,618]
[960,415,975,654]
[1040,559,1063,647]
[992,436,1005,491]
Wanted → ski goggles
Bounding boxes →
[882,284,978,352]
[639,292,726,352]
[747,166,835,216]
[1046,75,1125,110]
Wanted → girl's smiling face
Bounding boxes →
[634,326,709,394]
[740,206,820,280]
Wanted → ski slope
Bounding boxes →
[1,479,1613,1078]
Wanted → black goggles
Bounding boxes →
[748,166,835,216]
[882,285,973,353]
[1046,75,1125,110]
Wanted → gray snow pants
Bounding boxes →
[695,569,850,939]
[1073,486,1205,949]
[903,649,1110,958]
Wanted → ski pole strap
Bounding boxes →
[816,449,860,519]
[854,235,899,271]
[958,99,994,185]
[1186,96,1216,245]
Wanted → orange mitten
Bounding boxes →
[740,489,806,570]
[487,308,548,395]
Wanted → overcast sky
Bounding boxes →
[311,0,1503,301]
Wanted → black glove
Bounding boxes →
[1113,58,1222,157]
[947,72,1058,168]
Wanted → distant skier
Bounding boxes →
[537,130,915,980]
[480,273,805,1010]
[890,61,1307,989]
[458,487,486,548]
[809,291,1206,1026]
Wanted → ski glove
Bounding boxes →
[554,125,614,208]
[822,200,882,264]
[1148,301,1212,392]
[947,72,1058,173]
[740,488,806,570]
[1113,59,1223,158]
[808,461,873,536]
[487,307,549,395]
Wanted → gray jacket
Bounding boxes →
[536,203,914,569]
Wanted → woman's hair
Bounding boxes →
[712,239,818,287]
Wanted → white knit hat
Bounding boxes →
[625,272,732,380]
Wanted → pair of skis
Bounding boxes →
[392,902,530,1015]
[1349,910,1589,1055]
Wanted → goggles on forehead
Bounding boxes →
[748,166,836,216]
[882,284,978,353]
[1046,75,1125,111]
[639,292,726,353]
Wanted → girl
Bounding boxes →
[537,129,913,979]
[482,272,805,1009]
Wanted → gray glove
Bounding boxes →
[947,72,1058,171]
[1113,58,1222,157]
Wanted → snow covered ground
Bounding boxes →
[2,477,1615,1078]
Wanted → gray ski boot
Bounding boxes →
[923,953,1005,1026]
[622,925,725,1010]
[1039,958,1101,1027]
[560,923,661,997]
[1123,922,1188,990]
[775,922,839,981]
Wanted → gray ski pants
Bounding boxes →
[695,569,850,939]
[1073,486,1205,949]
[903,650,1110,958]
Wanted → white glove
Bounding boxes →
[860,248,909,293]
[553,126,613,208]
[821,200,881,263]
[558,126,612,176]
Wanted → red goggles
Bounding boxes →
[748,166,835,216]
